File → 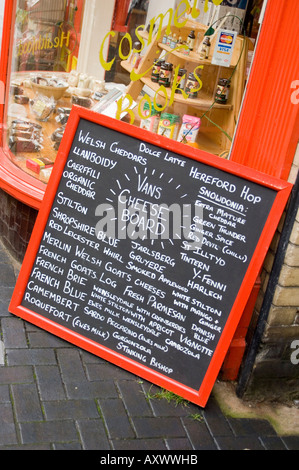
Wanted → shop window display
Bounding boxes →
[4,0,88,184]
[2,0,264,187]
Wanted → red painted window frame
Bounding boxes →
[0,0,46,208]
[0,0,297,210]
[230,0,299,180]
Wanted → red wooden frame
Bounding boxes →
[0,0,297,209]
[9,106,292,407]
[230,0,299,180]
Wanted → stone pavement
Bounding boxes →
[0,241,298,451]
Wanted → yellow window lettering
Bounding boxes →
[152,95,167,113]
[204,0,224,12]
[147,9,173,43]
[153,86,168,112]
[190,0,201,19]
[169,65,188,105]
[130,61,155,82]
[174,1,189,27]
[60,31,70,48]
[119,33,132,61]
[138,95,151,119]
[41,38,47,50]
[99,31,116,71]
[46,38,53,49]
[191,65,203,93]
[116,94,136,125]
[134,25,146,52]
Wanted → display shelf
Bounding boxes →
[121,61,233,110]
[121,60,233,109]
[121,20,248,156]
[141,76,233,110]
[157,42,234,68]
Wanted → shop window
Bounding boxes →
[2,0,266,188]
[104,0,265,159]
[3,0,86,184]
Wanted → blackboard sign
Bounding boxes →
[9,107,292,407]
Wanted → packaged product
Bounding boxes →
[26,157,53,174]
[71,95,93,108]
[10,119,42,131]
[51,126,65,150]
[30,94,55,121]
[177,115,201,144]
[140,102,162,133]
[10,84,23,95]
[158,113,180,140]
[14,95,29,104]
[9,119,43,153]
[9,137,41,153]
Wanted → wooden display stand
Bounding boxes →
[121,20,249,156]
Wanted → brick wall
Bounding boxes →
[239,144,299,402]
[0,189,37,263]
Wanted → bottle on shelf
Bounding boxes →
[151,59,165,83]
[170,33,177,49]
[215,78,231,104]
[159,62,173,88]
[130,42,142,67]
[186,30,195,51]
[185,72,200,99]
[166,32,172,47]
[199,36,211,60]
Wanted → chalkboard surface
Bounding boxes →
[9,108,292,407]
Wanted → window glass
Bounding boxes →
[3,0,265,185]
[5,0,86,183]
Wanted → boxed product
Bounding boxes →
[158,113,180,140]
[177,115,201,144]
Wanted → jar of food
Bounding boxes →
[159,62,173,88]
[215,78,231,104]
[185,72,199,99]
[151,59,165,83]
[175,68,187,94]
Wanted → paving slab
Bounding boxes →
[0,240,298,451]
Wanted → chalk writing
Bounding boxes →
[20,119,276,390]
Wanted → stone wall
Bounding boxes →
[238,144,299,402]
